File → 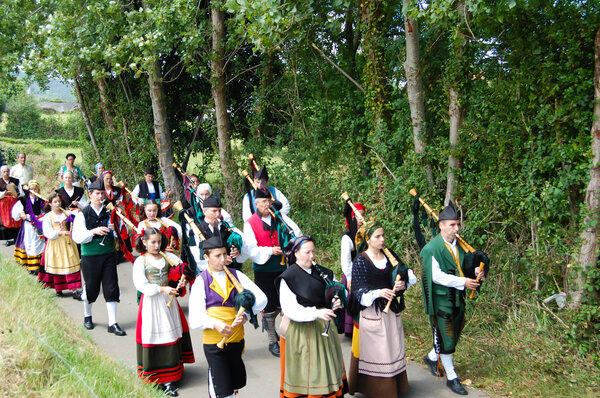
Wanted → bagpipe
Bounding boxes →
[315,262,348,337]
[172,200,206,272]
[216,266,259,349]
[242,168,297,265]
[341,191,412,311]
[172,162,204,221]
[410,188,490,298]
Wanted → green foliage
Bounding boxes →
[3,94,44,139]
[0,77,26,112]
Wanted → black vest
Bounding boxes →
[136,180,160,200]
[278,264,334,308]
[82,205,111,240]
[56,186,84,208]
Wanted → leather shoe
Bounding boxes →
[423,355,442,377]
[72,290,82,301]
[84,316,95,330]
[268,342,280,357]
[5,239,14,246]
[447,378,468,395]
[163,383,178,397]
[107,323,127,336]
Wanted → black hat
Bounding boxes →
[254,166,269,181]
[255,187,271,199]
[203,195,221,208]
[439,200,459,221]
[65,153,76,160]
[88,180,103,192]
[144,166,155,175]
[202,223,225,250]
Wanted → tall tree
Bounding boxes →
[570,25,600,308]
[211,0,238,210]
[403,0,434,187]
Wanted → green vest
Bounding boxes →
[252,255,285,273]
[420,234,466,316]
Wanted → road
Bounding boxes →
[1,243,487,397]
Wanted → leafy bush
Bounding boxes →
[3,94,43,138]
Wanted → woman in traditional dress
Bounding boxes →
[12,181,45,274]
[278,235,348,398]
[41,192,82,297]
[58,153,85,187]
[102,171,122,206]
[133,228,196,396]
[136,200,181,253]
[339,201,365,337]
[348,219,417,398]
[55,170,86,210]
[0,165,21,246]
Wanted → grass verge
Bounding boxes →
[0,256,163,398]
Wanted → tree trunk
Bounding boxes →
[569,26,600,308]
[253,53,274,139]
[402,1,434,187]
[210,1,238,211]
[445,86,462,204]
[147,58,183,200]
[74,77,100,160]
[360,0,391,136]
[96,77,117,138]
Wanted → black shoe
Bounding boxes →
[423,355,442,377]
[56,291,64,297]
[107,323,127,336]
[5,239,14,246]
[447,378,468,395]
[72,290,82,301]
[84,316,95,330]
[268,342,280,357]
[162,383,178,397]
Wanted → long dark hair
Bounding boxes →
[44,192,66,213]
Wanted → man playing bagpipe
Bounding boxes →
[72,180,126,336]
[188,231,267,398]
[418,199,489,395]
[198,195,247,272]
[243,187,301,357]
[242,165,290,222]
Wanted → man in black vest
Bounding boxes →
[72,180,126,336]
[131,166,171,205]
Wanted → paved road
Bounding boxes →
[2,243,487,397]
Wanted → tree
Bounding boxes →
[210,0,239,210]
[570,25,600,308]
[402,0,434,187]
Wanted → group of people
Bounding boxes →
[0,152,487,397]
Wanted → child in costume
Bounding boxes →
[133,227,196,396]
[41,192,82,296]
[188,232,267,398]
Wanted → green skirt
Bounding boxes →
[282,318,347,397]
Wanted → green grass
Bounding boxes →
[0,257,164,398]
